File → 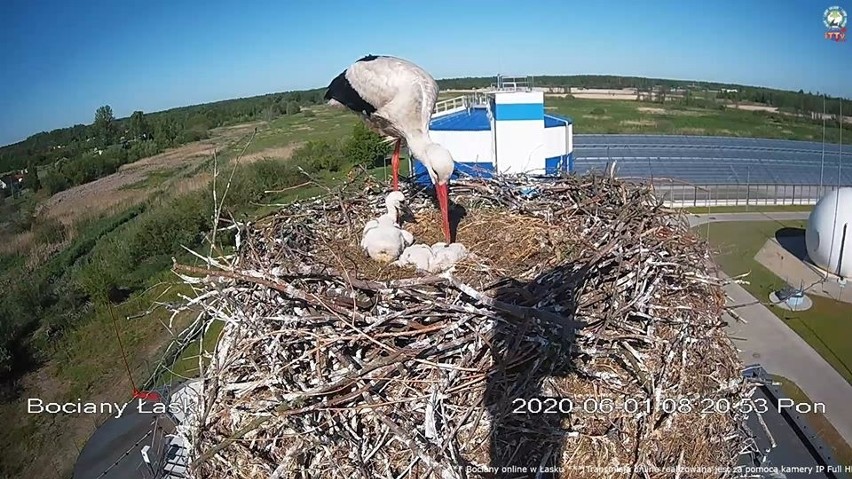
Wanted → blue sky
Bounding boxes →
[1,0,850,146]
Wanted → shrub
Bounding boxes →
[285,102,301,115]
[42,170,70,195]
[342,122,390,168]
[590,107,607,115]
[302,110,316,118]
[292,140,345,172]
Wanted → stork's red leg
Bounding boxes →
[436,183,451,243]
[391,139,401,191]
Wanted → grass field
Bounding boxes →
[546,97,846,142]
[699,221,852,384]
[771,375,852,466]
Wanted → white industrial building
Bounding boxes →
[411,76,574,184]
[806,187,852,278]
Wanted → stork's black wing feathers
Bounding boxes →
[324,69,377,116]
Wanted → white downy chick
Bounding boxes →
[393,244,434,271]
[429,242,468,272]
[361,191,414,263]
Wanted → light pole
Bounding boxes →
[820,95,826,193]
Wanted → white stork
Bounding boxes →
[324,54,455,243]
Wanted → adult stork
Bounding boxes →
[324,54,455,243]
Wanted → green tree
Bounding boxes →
[93,105,117,146]
[285,102,301,115]
[343,122,391,167]
[25,163,41,192]
[129,110,149,139]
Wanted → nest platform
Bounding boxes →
[174,174,751,478]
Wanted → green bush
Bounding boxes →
[342,122,390,168]
[302,110,316,118]
[292,140,345,172]
[590,107,607,115]
[125,191,211,267]
[285,102,301,115]
[42,170,70,195]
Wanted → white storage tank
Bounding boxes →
[805,187,852,278]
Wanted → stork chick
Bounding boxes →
[361,191,414,263]
[393,244,434,271]
[430,242,468,272]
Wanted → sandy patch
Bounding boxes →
[582,115,612,120]
[236,143,303,166]
[571,93,638,100]
[731,104,779,113]
[620,120,657,126]
[637,107,667,114]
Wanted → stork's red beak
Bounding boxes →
[391,140,401,191]
[436,183,451,243]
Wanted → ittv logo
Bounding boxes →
[824,6,847,42]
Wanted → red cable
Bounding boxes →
[107,302,161,402]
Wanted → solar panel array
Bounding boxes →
[574,134,852,186]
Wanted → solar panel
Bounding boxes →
[574,135,852,186]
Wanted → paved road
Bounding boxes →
[689,211,852,446]
[688,211,811,227]
[723,278,852,447]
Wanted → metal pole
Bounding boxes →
[820,95,826,191]
[828,99,843,276]
[746,165,750,210]
[706,187,711,244]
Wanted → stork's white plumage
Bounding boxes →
[361,191,414,263]
[325,55,455,243]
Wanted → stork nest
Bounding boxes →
[174,173,754,479]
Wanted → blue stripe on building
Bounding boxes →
[544,114,573,127]
[493,103,544,121]
[544,155,569,175]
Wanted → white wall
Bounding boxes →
[494,91,545,104]
[495,121,544,174]
[431,130,493,164]
[544,126,567,159]
[567,124,574,153]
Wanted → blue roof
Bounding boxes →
[430,108,491,131]
[544,113,573,128]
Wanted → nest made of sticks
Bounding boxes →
[175,173,752,479]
